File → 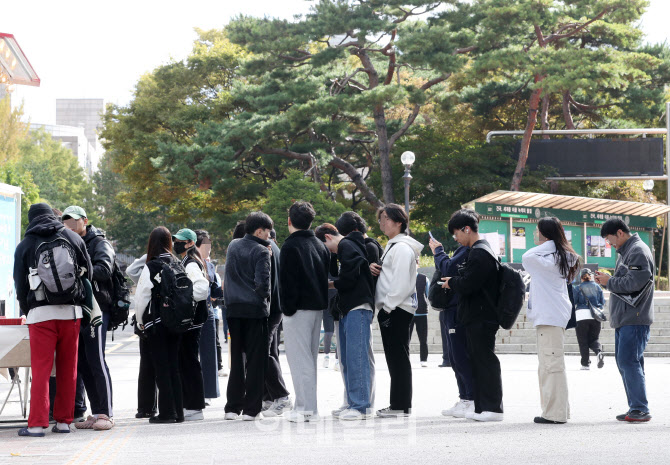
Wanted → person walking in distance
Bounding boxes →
[573,269,606,370]
[522,217,579,425]
[409,261,430,368]
[442,209,504,422]
[280,201,331,422]
[370,204,423,418]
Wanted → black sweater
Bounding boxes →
[279,229,330,316]
[448,239,499,325]
[333,232,375,316]
[82,225,116,311]
[14,214,92,315]
[223,234,272,318]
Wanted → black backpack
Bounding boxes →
[32,235,83,305]
[108,261,131,331]
[473,242,526,330]
[428,267,450,311]
[157,258,196,333]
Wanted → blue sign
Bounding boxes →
[0,194,17,317]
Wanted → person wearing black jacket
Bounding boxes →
[14,203,92,437]
[223,212,273,420]
[279,201,330,422]
[442,209,503,422]
[321,213,375,421]
[62,206,116,431]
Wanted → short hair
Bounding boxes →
[601,218,630,237]
[232,221,246,239]
[194,229,210,247]
[447,209,479,234]
[315,223,339,242]
[245,212,273,235]
[270,229,277,240]
[288,201,316,230]
[335,211,365,236]
[377,203,409,234]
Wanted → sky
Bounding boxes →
[3,0,670,125]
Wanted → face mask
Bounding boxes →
[174,242,188,254]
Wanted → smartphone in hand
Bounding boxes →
[428,231,435,240]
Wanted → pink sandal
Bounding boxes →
[74,415,97,429]
[92,414,114,431]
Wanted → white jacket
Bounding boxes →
[522,240,576,328]
[375,234,424,314]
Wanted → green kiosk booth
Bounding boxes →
[464,190,670,270]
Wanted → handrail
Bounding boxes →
[486,128,667,144]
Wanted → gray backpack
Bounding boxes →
[32,235,82,305]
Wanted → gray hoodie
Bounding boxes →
[606,234,654,328]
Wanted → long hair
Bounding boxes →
[146,226,173,261]
[185,244,210,282]
[538,217,580,281]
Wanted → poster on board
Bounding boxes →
[482,232,506,257]
[512,227,526,249]
[0,190,19,317]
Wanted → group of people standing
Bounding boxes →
[12,198,655,436]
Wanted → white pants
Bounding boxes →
[536,325,570,422]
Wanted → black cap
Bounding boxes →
[28,203,53,222]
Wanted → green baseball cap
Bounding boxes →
[173,228,197,242]
[62,205,87,220]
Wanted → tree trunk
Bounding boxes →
[373,104,395,204]
[510,78,544,191]
[562,90,576,138]
[540,94,550,139]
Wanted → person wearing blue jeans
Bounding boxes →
[596,218,654,422]
[318,213,376,421]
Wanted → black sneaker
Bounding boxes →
[534,416,566,424]
[597,352,605,369]
[376,407,410,418]
[625,410,651,422]
[149,415,176,424]
[616,412,629,421]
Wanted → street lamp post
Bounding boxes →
[400,151,415,214]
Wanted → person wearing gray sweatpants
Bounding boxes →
[279,201,331,422]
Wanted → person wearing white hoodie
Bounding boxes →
[370,204,423,418]
[522,217,580,425]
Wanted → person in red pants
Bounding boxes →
[13,203,92,437]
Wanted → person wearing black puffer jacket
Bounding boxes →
[279,201,330,422]
[223,212,273,421]
[61,205,115,431]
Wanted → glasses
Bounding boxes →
[452,227,466,240]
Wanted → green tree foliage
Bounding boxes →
[263,170,346,244]
[0,97,28,164]
[0,164,39,230]
[444,0,661,190]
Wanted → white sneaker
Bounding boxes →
[241,414,260,421]
[338,409,372,421]
[224,412,239,420]
[580,365,590,371]
[218,368,229,377]
[471,411,504,422]
[183,409,204,421]
[420,361,428,367]
[261,400,273,412]
[333,360,340,372]
[286,410,321,423]
[442,400,474,418]
[331,405,349,418]
[323,355,330,368]
[263,397,292,417]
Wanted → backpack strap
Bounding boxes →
[379,242,397,266]
[472,241,501,269]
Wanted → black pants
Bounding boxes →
[148,324,183,421]
[465,320,503,414]
[179,327,205,410]
[76,321,114,417]
[264,312,290,402]
[438,311,452,366]
[444,309,474,401]
[576,319,602,367]
[409,315,428,362]
[215,318,223,370]
[225,316,268,417]
[137,337,157,415]
[378,308,413,412]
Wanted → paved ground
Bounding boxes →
[1,325,669,465]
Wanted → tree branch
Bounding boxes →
[545,8,611,43]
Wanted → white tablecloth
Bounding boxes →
[0,326,29,379]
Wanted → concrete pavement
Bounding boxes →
[1,325,669,464]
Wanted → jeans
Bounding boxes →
[339,309,373,413]
[615,325,650,413]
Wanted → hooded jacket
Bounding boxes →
[522,240,578,328]
[82,225,116,312]
[333,231,375,316]
[433,245,470,311]
[606,234,654,328]
[13,213,92,320]
[374,233,424,314]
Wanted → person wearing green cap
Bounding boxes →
[63,205,116,431]
[172,228,210,421]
